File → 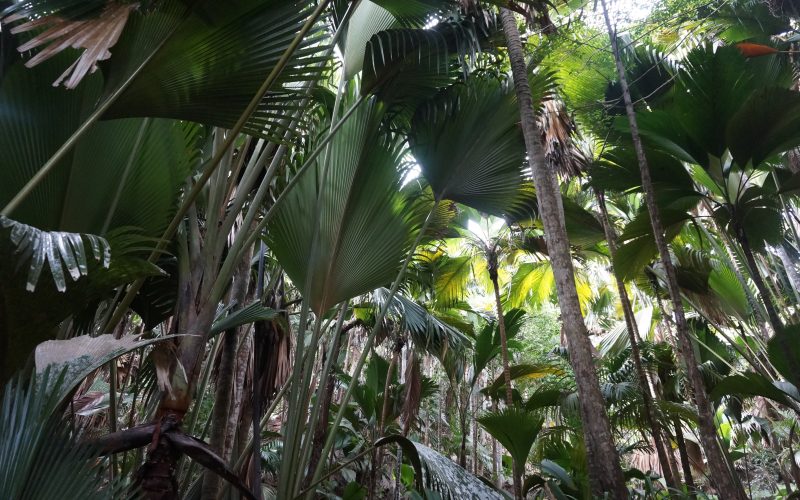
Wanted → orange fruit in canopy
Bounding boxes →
[735,42,779,58]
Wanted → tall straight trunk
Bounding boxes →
[673,417,697,495]
[492,396,500,488]
[459,401,468,468]
[472,391,479,475]
[599,3,745,497]
[499,9,628,498]
[595,189,680,490]
[489,267,514,408]
[202,244,253,498]
[488,251,519,498]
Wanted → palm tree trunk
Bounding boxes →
[488,252,519,498]
[489,260,514,408]
[472,392,479,475]
[673,417,697,495]
[599,3,745,497]
[492,395,500,488]
[595,189,680,490]
[202,244,253,498]
[499,8,628,498]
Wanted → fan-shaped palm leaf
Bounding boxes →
[0,217,110,293]
[362,18,481,116]
[0,48,199,233]
[268,98,413,314]
[0,369,129,499]
[102,0,329,140]
[410,75,529,215]
[412,441,506,499]
[478,407,544,471]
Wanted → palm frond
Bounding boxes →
[268,97,413,314]
[478,407,544,468]
[373,288,471,357]
[0,48,200,234]
[35,332,180,405]
[432,255,472,308]
[0,368,129,499]
[410,74,529,216]
[412,441,506,499]
[0,216,109,292]
[362,18,481,117]
[508,261,554,308]
[210,302,281,336]
[483,363,564,399]
[103,0,330,140]
[3,0,137,88]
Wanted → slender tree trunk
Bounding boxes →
[472,391,479,475]
[372,339,403,499]
[595,189,680,490]
[492,395,500,488]
[459,404,468,468]
[500,9,628,498]
[224,333,252,457]
[488,251,519,498]
[673,417,697,495]
[202,241,253,499]
[599,3,745,497]
[488,253,514,408]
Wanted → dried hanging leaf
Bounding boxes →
[5,1,138,88]
[149,342,188,404]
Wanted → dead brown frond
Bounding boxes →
[537,98,589,179]
[4,1,137,89]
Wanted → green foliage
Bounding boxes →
[0,369,129,499]
[268,97,413,314]
[767,324,800,388]
[410,75,530,215]
[478,407,544,471]
[104,0,329,141]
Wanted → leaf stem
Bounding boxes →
[306,198,441,495]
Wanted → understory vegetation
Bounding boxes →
[4,0,800,498]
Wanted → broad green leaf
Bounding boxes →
[104,0,328,140]
[34,333,182,406]
[268,98,413,314]
[210,302,281,335]
[478,407,544,469]
[410,75,529,215]
[709,373,794,405]
[768,324,800,388]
